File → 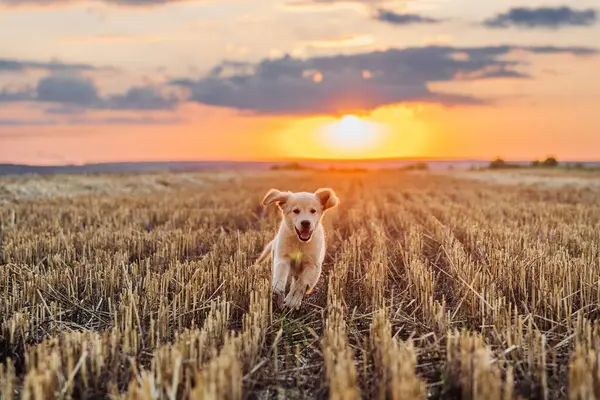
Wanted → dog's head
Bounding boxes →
[262,188,339,242]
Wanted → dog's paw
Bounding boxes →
[272,279,286,294]
[283,287,304,310]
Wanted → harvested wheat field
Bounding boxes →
[1,169,600,400]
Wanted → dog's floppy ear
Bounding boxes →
[315,188,339,211]
[262,189,290,208]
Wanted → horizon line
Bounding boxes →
[2,156,600,168]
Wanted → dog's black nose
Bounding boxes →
[301,220,311,229]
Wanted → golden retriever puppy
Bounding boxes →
[257,188,339,310]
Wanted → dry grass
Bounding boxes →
[449,169,600,189]
[1,169,600,399]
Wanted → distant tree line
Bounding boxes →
[270,162,312,171]
[531,157,558,167]
[269,162,366,172]
[269,161,429,172]
[489,156,559,170]
[398,162,429,171]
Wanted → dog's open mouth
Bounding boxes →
[295,227,313,242]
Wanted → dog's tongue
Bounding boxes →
[300,232,311,240]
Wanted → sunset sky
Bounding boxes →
[1,0,599,164]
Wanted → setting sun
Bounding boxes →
[320,114,382,155]
[328,115,377,148]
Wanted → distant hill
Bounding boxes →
[1,159,599,176]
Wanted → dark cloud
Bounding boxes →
[484,6,597,29]
[37,75,100,105]
[68,115,182,125]
[463,70,530,80]
[0,58,100,73]
[103,85,179,110]
[374,9,441,25]
[3,44,597,118]
[169,52,484,116]
[170,45,598,116]
[2,74,178,112]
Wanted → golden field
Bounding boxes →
[1,169,600,399]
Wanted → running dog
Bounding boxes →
[257,187,339,310]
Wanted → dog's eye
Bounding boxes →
[293,209,300,214]
[310,209,316,214]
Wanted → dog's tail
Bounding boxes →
[256,239,274,264]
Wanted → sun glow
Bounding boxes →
[320,114,381,154]
[277,105,431,160]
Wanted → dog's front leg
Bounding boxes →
[284,263,322,310]
[272,259,290,309]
